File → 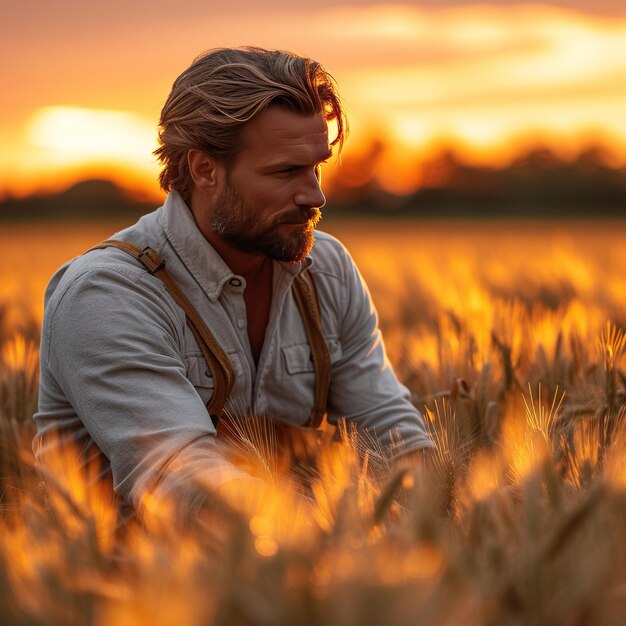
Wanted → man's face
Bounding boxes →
[211,107,331,263]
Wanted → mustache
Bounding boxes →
[276,207,322,225]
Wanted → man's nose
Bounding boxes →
[294,171,326,209]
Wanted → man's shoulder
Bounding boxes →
[309,230,355,276]
[51,247,145,290]
[44,210,167,311]
[311,229,343,248]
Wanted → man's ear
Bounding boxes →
[187,150,224,192]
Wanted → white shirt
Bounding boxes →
[34,191,433,510]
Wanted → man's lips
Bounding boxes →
[278,209,321,226]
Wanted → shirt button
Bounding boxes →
[229,277,243,287]
[237,319,246,329]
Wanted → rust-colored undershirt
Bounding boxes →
[242,259,273,365]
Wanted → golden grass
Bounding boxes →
[0,219,625,625]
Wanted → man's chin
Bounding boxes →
[217,226,315,263]
[273,230,315,263]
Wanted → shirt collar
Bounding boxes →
[158,190,311,302]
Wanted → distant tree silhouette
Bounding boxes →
[0,180,159,222]
[2,144,626,221]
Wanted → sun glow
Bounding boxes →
[4,5,626,199]
[29,106,156,162]
[4,106,162,198]
[333,4,626,193]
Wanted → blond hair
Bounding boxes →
[155,47,347,201]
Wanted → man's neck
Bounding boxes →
[203,230,269,279]
[187,191,270,279]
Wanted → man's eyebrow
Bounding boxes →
[263,151,333,170]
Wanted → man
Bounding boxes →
[34,47,433,515]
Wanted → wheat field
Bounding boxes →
[1,218,625,626]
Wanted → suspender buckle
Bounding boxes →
[138,247,166,273]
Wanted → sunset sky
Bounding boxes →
[3,1,626,199]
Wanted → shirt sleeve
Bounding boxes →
[325,246,435,456]
[42,263,250,510]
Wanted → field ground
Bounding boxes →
[1,218,625,625]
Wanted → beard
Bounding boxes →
[211,183,321,263]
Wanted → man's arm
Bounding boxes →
[37,262,251,511]
[323,243,434,458]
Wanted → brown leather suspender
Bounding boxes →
[86,240,330,427]
[291,270,330,428]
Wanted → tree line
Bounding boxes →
[1,143,625,221]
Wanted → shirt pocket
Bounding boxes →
[281,338,342,374]
[272,339,341,424]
